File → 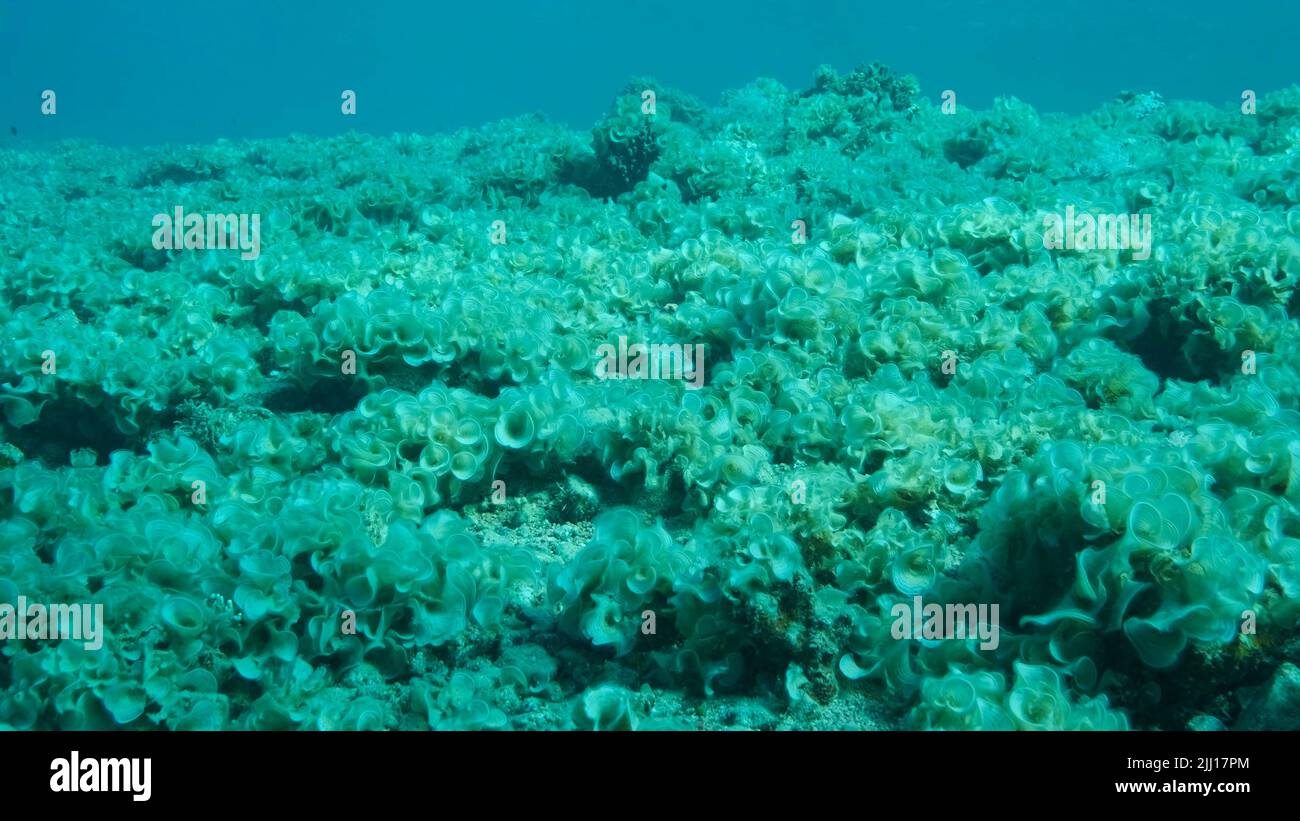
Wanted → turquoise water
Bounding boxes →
[1,2,1299,730]
[5,1,1297,145]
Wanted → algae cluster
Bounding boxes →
[2,65,1299,730]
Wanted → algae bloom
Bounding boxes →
[2,60,1299,732]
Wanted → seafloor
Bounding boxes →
[2,65,1299,730]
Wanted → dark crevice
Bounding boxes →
[943,135,989,170]
[1121,299,1237,384]
[113,239,172,273]
[261,378,368,415]
[1125,300,1201,382]
[4,399,142,465]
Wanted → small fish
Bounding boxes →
[8,126,15,137]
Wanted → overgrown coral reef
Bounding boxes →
[2,64,1299,730]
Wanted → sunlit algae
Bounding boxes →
[2,65,1299,730]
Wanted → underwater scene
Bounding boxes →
[2,1,1300,733]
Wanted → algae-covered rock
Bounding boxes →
[2,65,1299,730]
[1235,663,1300,730]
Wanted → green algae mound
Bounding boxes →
[2,65,1299,730]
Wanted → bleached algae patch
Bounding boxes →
[2,64,1300,730]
